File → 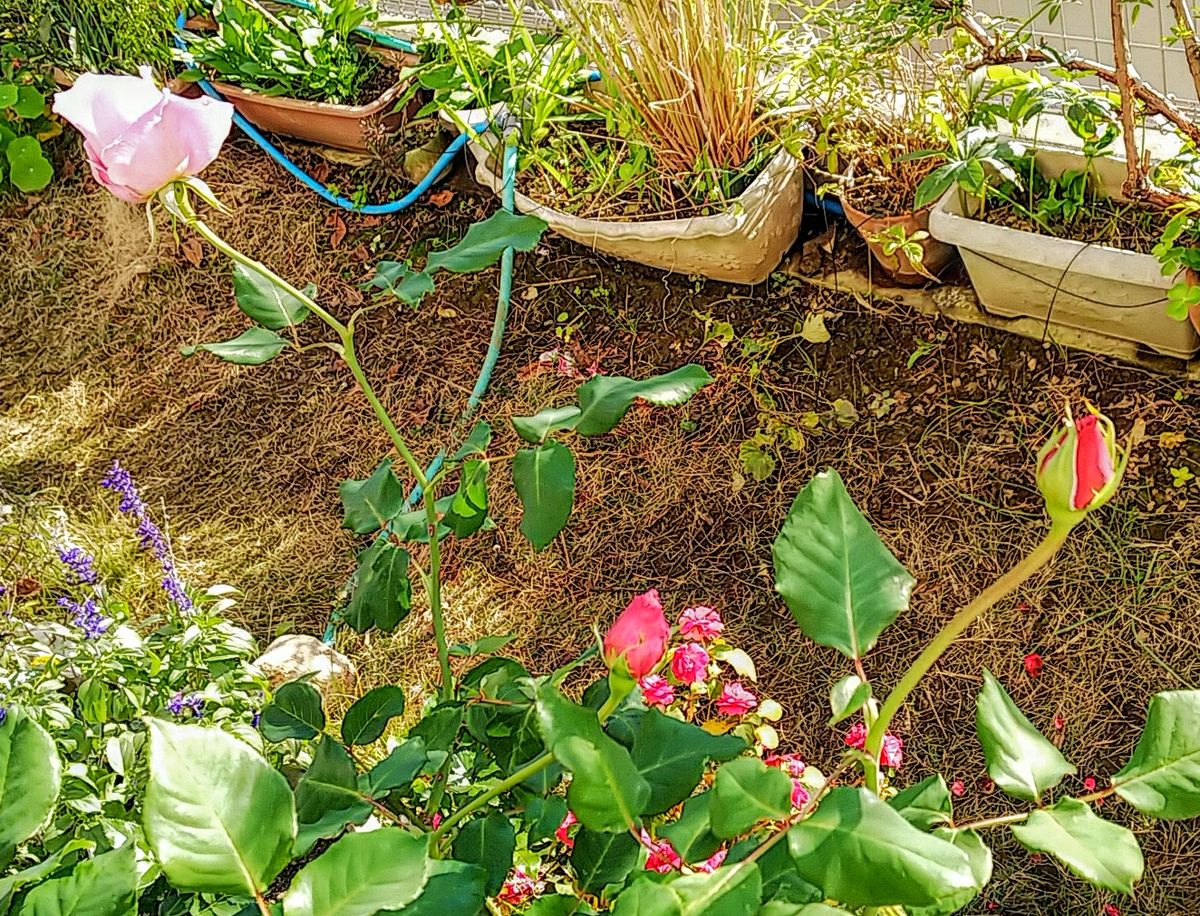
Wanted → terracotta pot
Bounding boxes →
[838,193,956,286]
[186,19,419,151]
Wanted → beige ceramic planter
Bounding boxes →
[928,150,1199,360]
[453,108,804,284]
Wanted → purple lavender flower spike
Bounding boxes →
[100,461,193,614]
[58,595,108,640]
[58,546,99,585]
[0,706,7,727]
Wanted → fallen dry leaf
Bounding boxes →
[428,189,455,207]
[327,212,347,249]
[181,237,204,268]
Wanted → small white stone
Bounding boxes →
[252,634,357,695]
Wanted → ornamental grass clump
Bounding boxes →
[548,0,774,195]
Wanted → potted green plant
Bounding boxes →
[416,0,805,284]
[923,0,1200,359]
[183,0,418,151]
[796,0,962,285]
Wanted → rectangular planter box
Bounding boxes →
[450,106,805,285]
[928,151,1199,359]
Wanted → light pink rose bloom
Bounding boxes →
[603,589,670,679]
[53,70,233,203]
[638,674,675,709]
[716,681,757,716]
[678,604,723,641]
[670,643,709,685]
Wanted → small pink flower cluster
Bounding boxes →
[640,829,726,875]
[630,603,778,734]
[765,753,811,809]
[844,721,904,770]
[496,866,544,907]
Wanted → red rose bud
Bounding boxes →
[1036,405,1124,521]
[603,589,670,679]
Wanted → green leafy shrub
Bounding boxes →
[0,48,55,193]
[185,0,381,104]
[23,0,178,79]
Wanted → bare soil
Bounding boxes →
[3,137,1200,915]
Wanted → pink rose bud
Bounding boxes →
[669,643,710,685]
[1036,405,1124,520]
[53,70,233,203]
[678,605,723,641]
[716,681,758,716]
[603,590,670,679]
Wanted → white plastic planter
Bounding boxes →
[449,107,805,284]
[928,150,1199,359]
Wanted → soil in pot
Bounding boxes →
[832,128,956,284]
[981,195,1177,255]
[517,119,773,222]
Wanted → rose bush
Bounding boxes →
[6,70,1198,916]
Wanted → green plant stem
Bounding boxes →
[182,196,455,701]
[431,689,624,842]
[864,518,1075,793]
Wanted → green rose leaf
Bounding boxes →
[294,736,372,855]
[888,775,952,830]
[1009,798,1143,894]
[975,669,1075,802]
[424,210,546,274]
[525,795,569,845]
[339,459,404,535]
[828,674,872,726]
[5,136,53,193]
[342,686,406,746]
[344,538,413,633]
[0,839,93,912]
[907,828,993,916]
[144,720,296,896]
[572,827,641,896]
[281,829,432,916]
[772,469,915,660]
[660,792,723,864]
[511,406,583,444]
[513,442,575,551]
[364,261,435,306]
[761,906,851,916]
[232,264,312,329]
[443,458,489,537]
[710,757,792,838]
[0,710,61,853]
[452,420,493,461]
[17,845,136,916]
[360,737,428,797]
[451,810,516,897]
[401,859,487,916]
[181,326,288,366]
[259,681,325,742]
[787,787,979,908]
[449,634,515,658]
[574,365,714,437]
[535,685,650,832]
[612,861,762,916]
[630,710,745,815]
[1113,690,1200,819]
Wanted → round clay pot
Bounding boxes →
[839,192,957,286]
